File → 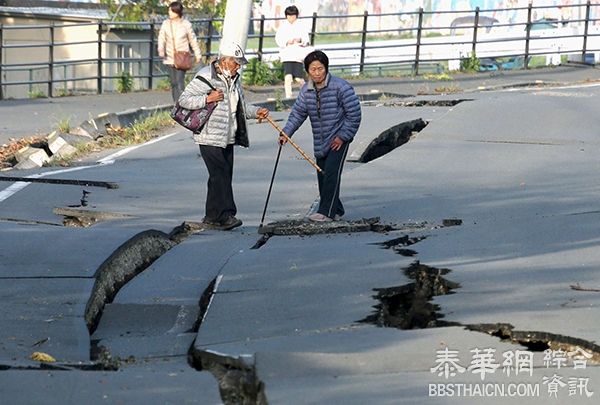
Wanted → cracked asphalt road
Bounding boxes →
[2,70,600,404]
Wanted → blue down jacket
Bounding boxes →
[282,74,361,158]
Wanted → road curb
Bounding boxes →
[6,104,173,170]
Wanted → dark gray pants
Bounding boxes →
[168,65,186,103]
[199,144,236,223]
[316,142,350,218]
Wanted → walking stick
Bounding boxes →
[264,116,323,173]
[259,143,283,229]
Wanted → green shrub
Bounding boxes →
[156,78,171,91]
[271,59,285,83]
[116,71,134,93]
[55,117,71,133]
[460,52,480,72]
[243,58,276,86]
[28,89,46,99]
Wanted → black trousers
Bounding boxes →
[199,144,236,223]
[316,142,350,218]
[168,65,186,103]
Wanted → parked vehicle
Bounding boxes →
[450,16,499,36]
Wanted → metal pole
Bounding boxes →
[524,2,533,69]
[310,12,317,46]
[582,0,591,62]
[359,11,368,75]
[258,15,265,62]
[221,0,252,49]
[414,8,424,75]
[149,22,155,90]
[0,23,4,100]
[97,21,103,94]
[472,7,480,56]
[206,19,213,61]
[259,144,283,228]
[49,22,54,98]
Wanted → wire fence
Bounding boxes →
[1,1,599,99]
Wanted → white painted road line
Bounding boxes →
[0,132,179,203]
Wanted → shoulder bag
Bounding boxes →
[170,20,193,71]
[171,76,217,133]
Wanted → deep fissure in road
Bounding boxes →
[465,323,600,362]
[360,261,460,329]
[375,235,428,257]
[354,118,428,163]
[361,261,600,361]
[364,99,470,108]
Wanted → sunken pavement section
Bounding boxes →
[1,77,600,404]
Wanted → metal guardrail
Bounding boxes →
[0,2,599,99]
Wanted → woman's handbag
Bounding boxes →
[171,76,217,133]
[174,51,193,71]
[170,21,193,71]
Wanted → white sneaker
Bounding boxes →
[308,213,333,222]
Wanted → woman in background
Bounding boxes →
[158,1,201,102]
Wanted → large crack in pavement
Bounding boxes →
[82,220,268,403]
[361,259,600,363]
[360,261,461,329]
[185,275,268,404]
[363,99,471,108]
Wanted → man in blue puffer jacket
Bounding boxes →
[280,50,362,222]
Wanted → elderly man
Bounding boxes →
[178,42,269,230]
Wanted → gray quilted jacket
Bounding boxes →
[178,62,259,148]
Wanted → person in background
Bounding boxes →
[275,5,311,99]
[280,50,361,222]
[178,42,270,230]
[158,1,202,102]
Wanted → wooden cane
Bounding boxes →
[264,116,323,173]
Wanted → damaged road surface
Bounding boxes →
[3,85,600,404]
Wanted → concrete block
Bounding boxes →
[13,146,50,169]
[47,131,77,156]
[117,105,171,128]
[79,112,121,140]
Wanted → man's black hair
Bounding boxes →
[304,50,329,73]
[285,5,299,16]
[169,1,184,17]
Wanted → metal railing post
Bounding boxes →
[472,7,480,56]
[97,21,103,94]
[310,12,317,46]
[359,11,368,74]
[414,8,424,75]
[149,22,155,90]
[49,22,54,97]
[258,15,265,62]
[206,18,213,61]
[0,23,3,100]
[582,0,591,62]
[524,2,533,69]
[63,65,67,94]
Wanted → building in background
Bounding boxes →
[0,1,157,99]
